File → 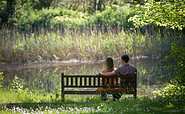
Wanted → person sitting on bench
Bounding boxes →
[99,54,137,100]
[96,56,117,100]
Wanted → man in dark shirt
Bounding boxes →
[99,54,137,100]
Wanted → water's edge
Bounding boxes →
[0,55,153,72]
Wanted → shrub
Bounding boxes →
[0,72,3,88]
[10,5,135,31]
[164,43,185,86]
[152,43,185,107]
[88,5,135,29]
[0,1,8,24]
[153,83,185,107]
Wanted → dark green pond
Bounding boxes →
[1,58,172,95]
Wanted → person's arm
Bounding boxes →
[100,71,116,76]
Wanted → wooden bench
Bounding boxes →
[61,73,137,100]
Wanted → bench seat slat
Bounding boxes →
[64,85,123,88]
[64,89,134,94]
[89,77,91,86]
[75,77,78,86]
[93,77,96,86]
[80,77,82,86]
[84,77,87,86]
[98,77,100,86]
[71,77,73,86]
[66,77,69,86]
[64,75,135,78]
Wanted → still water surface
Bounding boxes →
[1,58,172,96]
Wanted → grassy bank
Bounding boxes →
[0,72,184,113]
[0,75,184,113]
[0,90,184,113]
[0,98,184,113]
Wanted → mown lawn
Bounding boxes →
[0,75,184,113]
[0,94,184,114]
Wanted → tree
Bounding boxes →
[128,0,185,86]
[0,0,15,24]
[128,0,185,30]
[0,0,8,24]
[7,0,15,18]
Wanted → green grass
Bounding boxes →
[0,94,184,113]
[0,84,184,113]
[0,90,57,104]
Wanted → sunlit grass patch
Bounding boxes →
[0,71,184,113]
[1,83,184,113]
[1,96,184,113]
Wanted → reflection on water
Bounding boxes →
[2,58,172,95]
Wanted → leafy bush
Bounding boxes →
[88,5,135,29]
[128,1,185,30]
[11,7,62,30]
[151,43,185,108]
[0,1,8,24]
[153,84,185,107]
[50,8,88,29]
[0,72,4,88]
[164,43,185,86]
[10,5,135,30]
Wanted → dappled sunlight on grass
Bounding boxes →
[1,74,184,113]
[1,96,184,113]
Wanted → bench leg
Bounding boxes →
[134,92,137,98]
[61,93,64,101]
[134,87,137,98]
[134,76,137,98]
[61,73,64,101]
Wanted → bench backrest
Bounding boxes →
[61,73,137,88]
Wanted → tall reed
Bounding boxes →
[0,24,181,64]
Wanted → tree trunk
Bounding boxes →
[94,0,97,13]
[7,0,15,18]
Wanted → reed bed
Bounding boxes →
[0,25,177,64]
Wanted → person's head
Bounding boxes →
[106,56,114,72]
[121,54,129,65]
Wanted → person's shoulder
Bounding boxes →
[129,65,137,70]
[102,68,108,73]
[130,64,136,68]
[113,68,117,71]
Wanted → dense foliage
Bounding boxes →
[129,0,185,30]
[0,0,134,28]
[7,5,135,30]
[0,72,3,88]
[0,0,8,25]
[127,0,185,110]
[164,44,185,86]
